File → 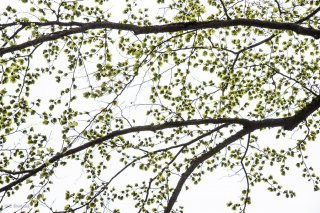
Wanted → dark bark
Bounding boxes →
[164,128,253,213]
[0,95,319,193]
[0,6,319,211]
[283,96,320,130]
[1,17,319,57]
[163,96,320,212]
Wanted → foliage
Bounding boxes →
[0,0,320,212]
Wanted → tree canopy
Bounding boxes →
[0,0,320,212]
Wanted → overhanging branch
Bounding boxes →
[164,127,253,213]
[0,17,319,57]
[0,96,319,193]
[283,96,320,130]
[163,96,320,212]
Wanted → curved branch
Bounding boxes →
[62,125,228,213]
[219,0,231,20]
[0,17,319,57]
[164,127,254,213]
[283,96,320,130]
[296,6,320,24]
[164,95,320,212]
[0,96,319,193]
[240,133,251,213]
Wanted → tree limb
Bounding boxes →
[0,96,319,193]
[164,127,254,213]
[164,94,320,211]
[0,18,319,57]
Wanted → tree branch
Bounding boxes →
[164,127,254,213]
[219,0,231,20]
[0,96,319,193]
[240,133,251,213]
[283,96,320,130]
[0,18,319,57]
[296,6,320,24]
[164,94,320,212]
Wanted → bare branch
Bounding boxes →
[283,96,320,130]
[296,6,320,24]
[267,64,319,97]
[219,0,231,20]
[240,133,251,213]
[274,0,283,16]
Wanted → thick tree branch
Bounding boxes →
[0,96,319,193]
[164,95,320,212]
[164,127,254,213]
[283,96,320,130]
[60,125,228,213]
[0,18,319,57]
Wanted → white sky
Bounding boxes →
[1,0,320,212]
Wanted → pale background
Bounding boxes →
[1,0,320,212]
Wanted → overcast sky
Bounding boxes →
[1,0,320,212]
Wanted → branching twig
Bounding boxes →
[164,127,254,213]
[240,133,251,213]
[219,0,231,20]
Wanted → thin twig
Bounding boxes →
[240,133,251,213]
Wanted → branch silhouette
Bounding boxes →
[1,16,319,57]
[1,96,319,193]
